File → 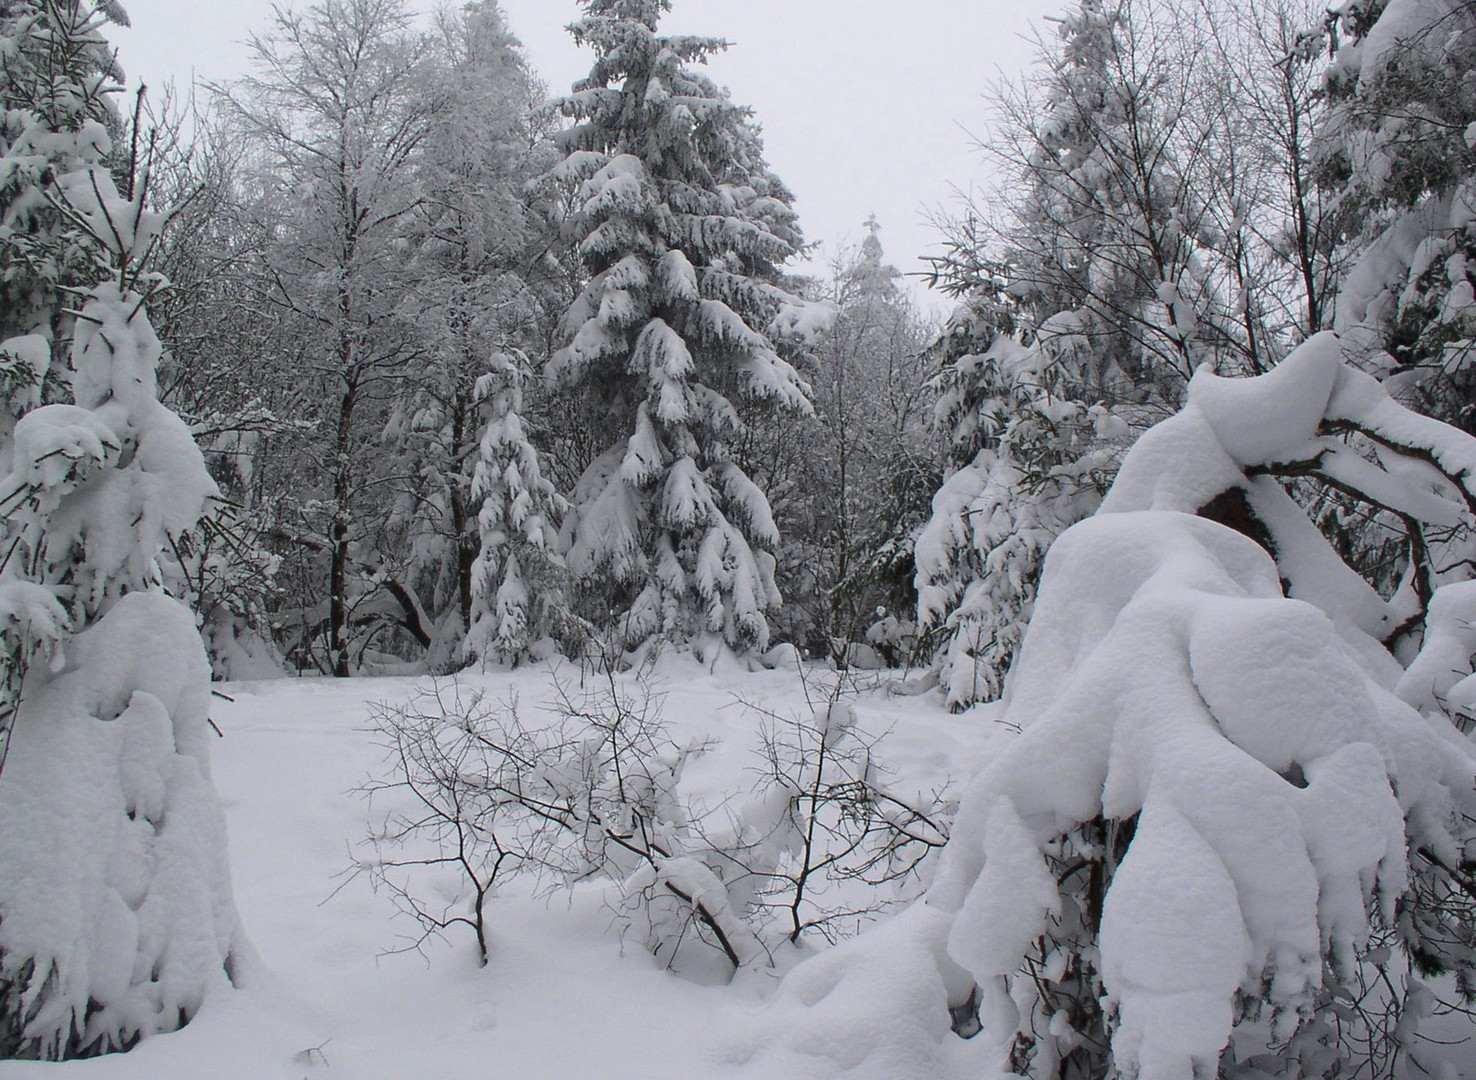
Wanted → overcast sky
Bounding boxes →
[114,1,1047,311]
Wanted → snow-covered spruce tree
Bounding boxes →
[0,0,122,343]
[918,0,1211,709]
[549,0,822,656]
[0,0,126,762]
[0,0,125,451]
[914,292,1128,709]
[0,154,236,1057]
[749,332,1476,1080]
[1315,0,1476,412]
[463,351,581,666]
[987,0,1216,392]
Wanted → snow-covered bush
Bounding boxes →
[361,675,750,972]
[167,507,283,681]
[359,672,949,980]
[735,696,951,947]
[759,331,1476,1080]
[359,682,555,964]
[0,144,238,1056]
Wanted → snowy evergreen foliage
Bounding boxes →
[1282,0,1476,644]
[915,293,1128,709]
[916,0,1213,708]
[988,0,1206,391]
[378,0,556,669]
[938,333,1476,1080]
[0,0,123,356]
[0,0,128,474]
[549,0,824,655]
[0,148,236,1057]
[766,332,1476,1080]
[463,351,580,666]
[1315,0,1476,419]
[0,0,130,780]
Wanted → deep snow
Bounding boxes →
[8,659,1003,1080]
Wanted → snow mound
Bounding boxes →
[722,904,986,1080]
[0,593,239,1058]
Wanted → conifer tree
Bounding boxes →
[0,118,236,1059]
[378,0,554,666]
[914,279,1130,709]
[994,0,1201,393]
[549,0,822,654]
[464,351,580,665]
[918,0,1204,706]
[1315,0,1476,422]
[0,0,125,446]
[0,0,127,771]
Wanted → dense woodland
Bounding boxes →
[3,0,1476,1076]
[9,0,942,681]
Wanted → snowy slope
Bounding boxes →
[9,661,1002,1080]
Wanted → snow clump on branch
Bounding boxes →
[742,331,1476,1080]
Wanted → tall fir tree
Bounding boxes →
[379,0,554,666]
[549,0,822,654]
[998,0,1199,393]
[918,0,1193,707]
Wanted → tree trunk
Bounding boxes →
[328,376,357,678]
[452,385,475,632]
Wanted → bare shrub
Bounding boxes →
[355,669,953,979]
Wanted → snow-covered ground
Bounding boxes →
[11,658,1006,1080]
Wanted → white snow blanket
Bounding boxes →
[0,593,238,1058]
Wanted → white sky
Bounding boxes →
[115,1,1047,311]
